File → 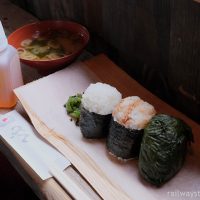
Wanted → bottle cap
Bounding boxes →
[0,21,8,52]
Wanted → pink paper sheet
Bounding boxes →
[15,62,200,200]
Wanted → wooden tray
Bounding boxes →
[15,54,200,200]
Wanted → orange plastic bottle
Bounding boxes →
[0,21,23,108]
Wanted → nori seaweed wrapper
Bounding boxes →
[80,106,111,139]
[139,114,194,186]
[107,118,143,159]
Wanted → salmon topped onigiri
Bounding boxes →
[80,82,122,139]
[113,96,156,130]
[107,96,156,160]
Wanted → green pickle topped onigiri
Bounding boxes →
[107,96,156,160]
[80,82,122,139]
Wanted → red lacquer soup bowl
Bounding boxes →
[8,20,90,72]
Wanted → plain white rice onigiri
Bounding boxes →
[82,82,122,115]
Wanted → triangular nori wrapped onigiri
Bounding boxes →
[139,114,194,186]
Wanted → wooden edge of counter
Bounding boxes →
[84,54,200,149]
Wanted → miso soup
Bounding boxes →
[17,30,84,61]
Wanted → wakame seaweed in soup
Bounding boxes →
[139,114,194,186]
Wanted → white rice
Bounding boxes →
[113,96,156,130]
[82,82,122,115]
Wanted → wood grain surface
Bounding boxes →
[11,0,200,123]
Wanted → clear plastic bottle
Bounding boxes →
[0,21,23,108]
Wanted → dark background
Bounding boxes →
[0,152,38,199]
[11,0,200,123]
